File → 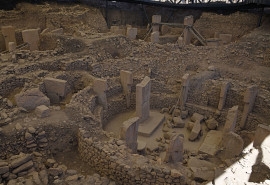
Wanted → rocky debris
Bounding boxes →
[172,117,185,128]
[189,121,202,141]
[15,88,50,111]
[191,113,204,123]
[181,110,189,119]
[35,105,50,118]
[205,118,218,130]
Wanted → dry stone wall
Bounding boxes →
[0,76,27,97]
[78,129,186,185]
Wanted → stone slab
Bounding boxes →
[199,130,223,156]
[44,77,67,97]
[126,28,137,40]
[138,111,165,137]
[22,29,40,51]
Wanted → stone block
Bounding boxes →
[120,117,139,153]
[206,38,220,46]
[172,117,185,128]
[199,130,223,156]
[1,26,16,50]
[177,37,184,46]
[22,29,40,51]
[126,27,137,40]
[220,132,244,160]
[223,106,238,133]
[205,118,218,130]
[151,31,159,43]
[219,34,232,45]
[44,77,67,97]
[15,88,50,111]
[152,15,161,23]
[184,15,194,26]
[110,26,126,35]
[189,121,201,141]
[8,42,16,52]
[35,105,50,118]
[93,78,107,93]
[191,113,204,123]
[253,124,270,148]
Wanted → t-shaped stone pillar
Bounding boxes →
[164,134,184,163]
[183,15,194,45]
[22,29,40,51]
[120,70,133,108]
[240,85,258,129]
[152,15,161,32]
[120,117,139,153]
[218,82,231,110]
[179,73,191,110]
[136,76,151,123]
[93,78,108,110]
[1,26,16,50]
[223,106,238,134]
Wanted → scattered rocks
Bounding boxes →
[205,118,218,130]
[15,88,50,111]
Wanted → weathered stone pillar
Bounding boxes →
[136,76,151,123]
[126,27,137,40]
[8,42,16,52]
[218,82,231,110]
[22,29,40,51]
[1,26,16,50]
[120,70,133,108]
[164,134,184,163]
[120,117,139,153]
[240,85,258,129]
[152,15,161,32]
[44,77,67,104]
[179,73,191,110]
[223,106,238,133]
[151,31,159,43]
[93,78,108,110]
[183,15,194,45]
[253,124,270,148]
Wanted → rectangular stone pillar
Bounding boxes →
[151,31,159,43]
[219,34,232,45]
[93,78,108,110]
[179,73,191,110]
[253,124,270,148]
[240,85,258,129]
[218,82,231,110]
[8,42,16,52]
[164,134,184,163]
[1,26,16,50]
[223,106,238,133]
[120,117,139,153]
[120,70,133,108]
[136,76,151,122]
[183,15,194,45]
[152,15,161,32]
[44,77,67,104]
[22,29,40,51]
[126,27,137,40]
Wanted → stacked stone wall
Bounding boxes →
[78,129,186,185]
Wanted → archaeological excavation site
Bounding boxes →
[0,0,270,184]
